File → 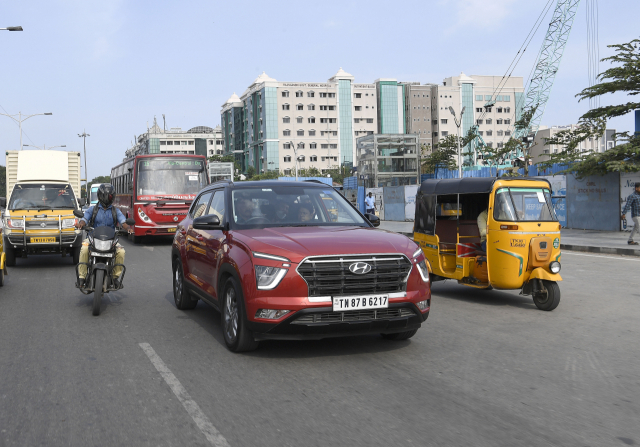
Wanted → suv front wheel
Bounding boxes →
[221,277,259,353]
[173,260,198,310]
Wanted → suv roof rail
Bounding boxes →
[303,179,329,185]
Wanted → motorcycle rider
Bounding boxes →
[75,184,131,287]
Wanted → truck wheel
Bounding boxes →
[221,277,259,353]
[533,280,561,311]
[5,242,16,267]
[381,329,418,341]
[72,246,81,264]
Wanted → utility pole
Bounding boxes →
[78,130,90,198]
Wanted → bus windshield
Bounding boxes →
[136,158,207,198]
[9,183,77,210]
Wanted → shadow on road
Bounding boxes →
[431,282,536,310]
[9,254,75,269]
[164,291,415,358]
[122,235,174,248]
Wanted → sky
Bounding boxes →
[1,0,638,181]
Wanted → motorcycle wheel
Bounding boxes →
[93,269,104,316]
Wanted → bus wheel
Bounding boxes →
[533,280,561,311]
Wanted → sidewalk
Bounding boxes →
[378,221,640,257]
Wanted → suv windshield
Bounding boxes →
[230,185,368,227]
[9,183,77,210]
[494,187,558,222]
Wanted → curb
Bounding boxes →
[560,243,640,257]
[396,232,640,258]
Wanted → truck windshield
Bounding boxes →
[136,158,207,198]
[9,184,77,210]
[90,187,99,203]
[494,187,558,222]
[229,185,368,228]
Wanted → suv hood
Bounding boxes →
[233,226,417,261]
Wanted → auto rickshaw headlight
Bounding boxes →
[549,261,561,273]
[416,259,430,283]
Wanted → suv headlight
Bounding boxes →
[255,265,287,290]
[62,218,77,228]
[138,208,152,223]
[93,239,112,251]
[415,259,430,283]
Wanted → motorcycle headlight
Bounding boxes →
[62,218,77,228]
[138,208,152,223]
[93,239,112,251]
[549,261,561,274]
[255,265,287,290]
[415,259,430,283]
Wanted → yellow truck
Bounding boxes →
[3,150,84,266]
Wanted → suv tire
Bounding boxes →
[221,277,259,353]
[173,260,198,310]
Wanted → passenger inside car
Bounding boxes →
[297,203,314,222]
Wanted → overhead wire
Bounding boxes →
[0,102,39,148]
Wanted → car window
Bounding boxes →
[191,191,212,219]
[206,190,225,220]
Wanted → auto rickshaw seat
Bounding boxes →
[435,219,457,252]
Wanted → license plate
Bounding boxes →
[31,237,56,243]
[332,294,389,311]
[167,228,176,233]
[91,252,113,257]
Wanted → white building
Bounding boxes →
[531,125,617,164]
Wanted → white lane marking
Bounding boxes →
[139,343,231,447]
[562,251,640,261]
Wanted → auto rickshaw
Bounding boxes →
[413,177,562,311]
[0,196,6,286]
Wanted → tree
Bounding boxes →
[421,132,474,176]
[245,166,256,179]
[89,175,111,185]
[538,38,640,177]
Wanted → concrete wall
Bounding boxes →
[566,173,620,231]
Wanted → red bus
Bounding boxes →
[110,154,209,242]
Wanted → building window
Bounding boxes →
[320,105,336,111]
[486,142,493,148]
[503,95,510,102]
[441,131,448,137]
[319,92,336,98]
[497,130,504,136]
[284,156,292,162]
[497,107,503,113]
[497,142,504,148]
[320,118,336,123]
[321,144,329,149]
[160,141,166,145]
[297,129,304,136]
[283,116,290,123]
[476,95,483,101]
[354,118,360,123]
[296,117,303,124]
[283,143,291,149]
[310,143,317,149]
[297,104,303,111]
[308,104,315,111]
[485,107,492,112]
[282,104,290,110]
[296,91,303,97]
[433,132,438,137]
[283,129,291,136]
[496,119,503,124]
[308,117,315,124]
[298,155,305,162]
[485,95,492,101]
[309,130,316,136]
[310,155,318,162]
[476,108,483,113]
[298,142,305,149]
[354,93,361,98]
[478,131,484,136]
[282,91,289,97]
[504,107,511,113]
[476,119,483,125]
[485,118,492,125]
[505,130,511,136]
[307,91,315,98]
[330,144,337,149]
[486,130,493,136]
[355,106,362,111]
[366,118,373,123]
[504,119,511,125]
[441,119,447,124]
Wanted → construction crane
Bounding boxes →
[468,0,583,168]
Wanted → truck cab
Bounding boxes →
[3,151,83,265]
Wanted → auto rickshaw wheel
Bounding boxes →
[533,280,561,311]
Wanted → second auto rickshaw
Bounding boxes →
[413,177,562,311]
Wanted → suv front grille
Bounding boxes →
[297,254,412,297]
[291,308,416,325]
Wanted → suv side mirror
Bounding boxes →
[78,198,86,207]
[73,210,84,218]
[193,214,222,230]
[365,213,380,227]
[125,218,135,226]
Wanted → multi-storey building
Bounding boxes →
[531,125,617,164]
[125,118,223,159]
[402,83,438,154]
[221,69,377,175]
[431,73,525,166]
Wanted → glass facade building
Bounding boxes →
[356,134,419,188]
[338,79,354,167]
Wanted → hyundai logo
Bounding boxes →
[349,262,372,275]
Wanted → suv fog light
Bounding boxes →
[255,309,291,320]
[416,300,430,311]
[549,261,561,273]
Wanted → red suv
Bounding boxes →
[171,180,431,352]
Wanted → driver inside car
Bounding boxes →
[75,184,131,287]
[235,198,255,224]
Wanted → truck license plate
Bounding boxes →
[31,237,56,243]
[332,294,389,311]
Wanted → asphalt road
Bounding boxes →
[0,236,639,447]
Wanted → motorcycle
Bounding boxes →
[73,210,135,316]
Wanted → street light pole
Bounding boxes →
[290,141,300,181]
[79,131,90,197]
[449,106,465,178]
[0,26,23,31]
[0,112,53,150]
